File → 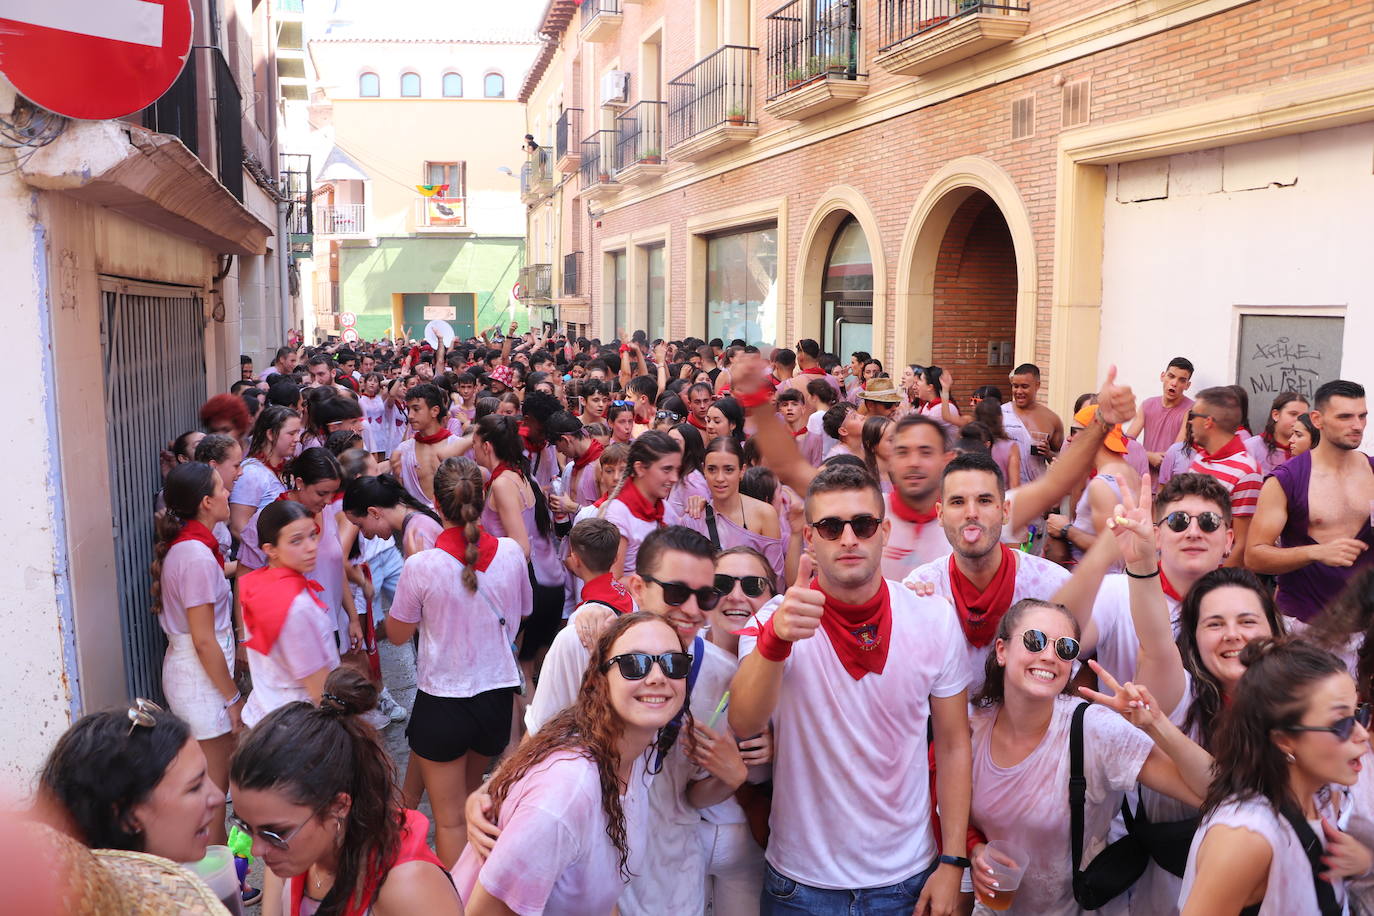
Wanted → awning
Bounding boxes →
[315,146,369,182]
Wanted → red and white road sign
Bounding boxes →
[512,282,525,300]
[339,312,357,328]
[341,328,360,344]
[0,0,194,120]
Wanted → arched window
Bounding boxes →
[358,72,380,97]
[400,72,421,97]
[484,72,505,98]
[442,72,463,97]
[821,216,873,356]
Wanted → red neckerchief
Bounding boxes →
[434,525,499,573]
[289,810,443,916]
[519,423,545,453]
[801,366,825,375]
[925,398,943,408]
[414,428,452,445]
[792,427,807,438]
[948,544,1018,648]
[170,520,224,569]
[257,454,287,480]
[275,492,323,535]
[594,494,610,507]
[240,567,326,654]
[687,412,710,431]
[1200,434,1246,462]
[888,490,937,528]
[616,481,665,524]
[579,572,634,616]
[573,438,605,470]
[485,462,515,493]
[1160,568,1183,602]
[816,578,893,679]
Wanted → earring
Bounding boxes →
[1285,752,1296,764]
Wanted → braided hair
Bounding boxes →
[433,457,485,593]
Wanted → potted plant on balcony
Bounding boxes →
[823,53,853,76]
[598,170,611,183]
[726,106,747,126]
[638,147,661,165]
[784,65,808,90]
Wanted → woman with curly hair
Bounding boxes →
[453,611,689,915]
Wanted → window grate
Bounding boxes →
[1011,94,1035,140]
[1062,79,1090,128]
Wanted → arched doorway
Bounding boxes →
[821,216,873,357]
[929,191,1017,395]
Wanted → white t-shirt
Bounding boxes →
[158,540,232,636]
[526,618,593,735]
[806,410,836,456]
[600,498,686,576]
[738,583,971,889]
[1088,574,1182,686]
[452,751,649,916]
[882,513,952,583]
[969,697,1153,916]
[229,458,285,510]
[242,591,340,727]
[902,550,1071,692]
[388,538,530,698]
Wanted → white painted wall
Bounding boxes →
[1100,122,1374,449]
[0,80,76,784]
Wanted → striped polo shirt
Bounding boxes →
[1188,434,1263,517]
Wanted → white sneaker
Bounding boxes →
[378,690,408,723]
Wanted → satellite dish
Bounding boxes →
[424,320,457,348]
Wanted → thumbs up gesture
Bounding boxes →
[1097,364,1137,427]
[771,553,826,643]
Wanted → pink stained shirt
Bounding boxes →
[229,457,285,510]
[241,590,339,728]
[599,497,687,576]
[158,540,232,636]
[1139,395,1193,455]
[399,510,443,557]
[358,394,389,453]
[737,584,972,889]
[880,512,952,583]
[389,537,530,698]
[392,438,434,509]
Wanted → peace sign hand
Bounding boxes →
[1079,659,1165,732]
[1106,472,1159,572]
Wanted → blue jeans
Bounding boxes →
[760,860,938,915]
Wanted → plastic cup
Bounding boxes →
[974,840,1029,912]
[184,845,245,916]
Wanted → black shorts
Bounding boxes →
[406,687,515,762]
[517,581,566,661]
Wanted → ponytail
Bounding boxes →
[342,474,441,527]
[433,457,485,592]
[150,462,217,615]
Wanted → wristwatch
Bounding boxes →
[938,854,972,869]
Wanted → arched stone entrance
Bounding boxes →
[795,186,887,358]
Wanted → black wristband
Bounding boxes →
[1125,567,1161,579]
[938,854,971,869]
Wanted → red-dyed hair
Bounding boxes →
[199,393,252,438]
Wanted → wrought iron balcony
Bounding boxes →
[764,0,868,119]
[519,263,554,301]
[520,147,554,203]
[579,130,622,196]
[614,101,667,184]
[667,45,759,161]
[315,203,367,236]
[579,0,622,42]
[555,108,583,172]
[876,0,1030,76]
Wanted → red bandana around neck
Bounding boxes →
[434,525,499,573]
[573,438,605,470]
[617,480,665,524]
[687,412,710,431]
[240,567,326,654]
[414,428,452,445]
[485,462,516,493]
[1200,434,1245,462]
[888,490,937,528]
[579,572,635,616]
[170,520,225,569]
[1160,568,1184,602]
[948,544,1018,648]
[801,366,826,376]
[519,423,544,453]
[816,578,893,679]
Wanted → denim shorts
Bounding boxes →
[760,859,939,915]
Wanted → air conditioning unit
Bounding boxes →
[600,70,630,108]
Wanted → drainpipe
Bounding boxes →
[277,200,292,345]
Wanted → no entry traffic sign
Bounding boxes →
[0,0,194,120]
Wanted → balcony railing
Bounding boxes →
[280,152,313,257]
[315,203,367,235]
[142,46,243,200]
[878,0,1030,52]
[556,108,583,165]
[579,130,619,189]
[521,147,553,200]
[667,46,759,152]
[519,264,554,301]
[766,0,863,101]
[614,101,666,172]
[579,0,622,41]
[413,197,467,229]
[563,251,583,297]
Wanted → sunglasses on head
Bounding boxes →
[612,399,635,408]
[714,573,773,598]
[227,812,315,851]
[641,575,722,610]
[125,698,163,737]
[603,651,693,680]
[1160,510,1225,533]
[1285,704,1373,742]
[656,410,681,423]
[809,514,883,541]
[1021,628,1081,661]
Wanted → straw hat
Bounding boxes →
[858,378,903,404]
[22,823,228,914]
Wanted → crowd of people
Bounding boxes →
[20,323,1374,915]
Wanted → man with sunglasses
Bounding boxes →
[1184,385,1263,566]
[731,462,974,916]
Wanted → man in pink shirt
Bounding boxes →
[1126,356,1194,471]
[1185,385,1263,566]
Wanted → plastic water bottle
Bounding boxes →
[551,477,569,523]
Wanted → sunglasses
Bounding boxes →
[227,813,314,851]
[714,574,773,598]
[612,399,635,408]
[1160,510,1225,533]
[809,514,883,541]
[656,410,682,423]
[641,575,722,610]
[1021,628,1081,661]
[126,698,164,736]
[603,651,693,680]
[1286,704,1373,742]
[1187,411,1213,422]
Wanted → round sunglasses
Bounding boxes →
[641,575,722,610]
[809,514,883,541]
[1285,704,1373,742]
[714,574,773,599]
[603,651,693,680]
[1021,628,1081,661]
[227,812,317,851]
[1159,510,1225,533]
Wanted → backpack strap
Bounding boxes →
[1069,701,1090,879]
[705,505,722,550]
[1276,800,1342,916]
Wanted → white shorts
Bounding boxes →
[162,629,235,740]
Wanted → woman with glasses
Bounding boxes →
[383,456,530,868]
[1180,638,1372,915]
[453,612,688,915]
[598,432,684,579]
[967,598,1213,915]
[230,667,462,915]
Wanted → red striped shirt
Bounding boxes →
[1189,435,1263,518]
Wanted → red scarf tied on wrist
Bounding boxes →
[171,520,225,569]
[434,526,499,573]
[573,438,605,470]
[240,567,326,654]
[816,578,893,679]
[616,480,665,524]
[414,428,452,445]
[948,544,1018,648]
[888,491,937,529]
